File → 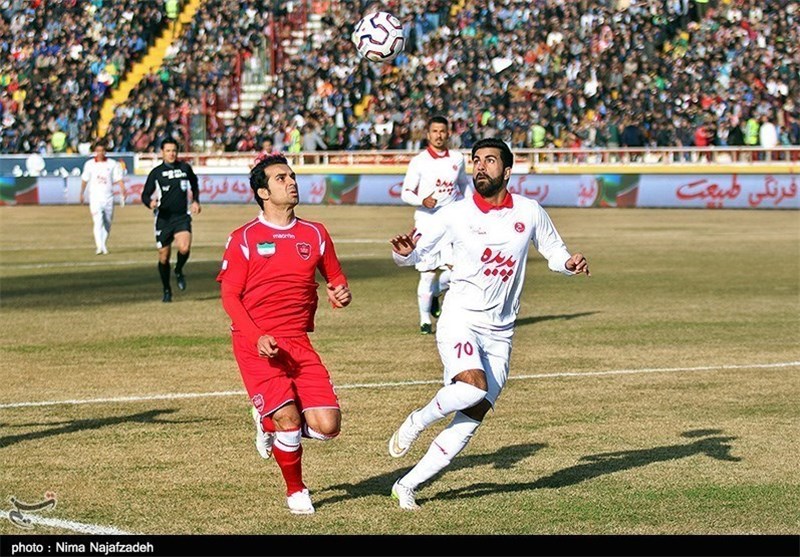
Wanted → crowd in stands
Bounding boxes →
[0,0,168,154]
[101,0,272,153]
[0,0,798,155]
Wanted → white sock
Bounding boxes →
[302,423,337,441]
[274,429,302,452]
[92,212,105,250]
[417,271,436,325]
[416,381,487,428]
[434,268,451,296]
[402,412,481,489]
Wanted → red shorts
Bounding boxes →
[231,332,339,416]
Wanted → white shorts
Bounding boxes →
[90,197,114,217]
[435,315,512,406]
[414,209,452,272]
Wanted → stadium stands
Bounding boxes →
[0,0,797,155]
[0,0,168,154]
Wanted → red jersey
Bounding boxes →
[217,213,347,341]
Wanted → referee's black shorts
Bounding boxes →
[154,213,192,249]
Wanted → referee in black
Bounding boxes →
[141,137,201,302]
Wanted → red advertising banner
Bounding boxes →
[1,173,796,209]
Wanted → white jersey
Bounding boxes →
[393,192,574,334]
[400,147,471,214]
[82,157,123,206]
[401,147,471,270]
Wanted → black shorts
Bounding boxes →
[154,214,192,248]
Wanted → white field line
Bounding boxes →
[0,509,136,535]
[0,361,797,410]
[0,361,797,536]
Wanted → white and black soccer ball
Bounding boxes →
[351,11,405,63]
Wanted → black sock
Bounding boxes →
[175,251,190,275]
[158,262,171,291]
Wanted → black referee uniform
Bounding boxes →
[141,160,200,248]
[141,159,200,302]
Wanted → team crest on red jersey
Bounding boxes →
[296,242,311,260]
[252,394,265,413]
[515,222,525,233]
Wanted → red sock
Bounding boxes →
[273,430,305,495]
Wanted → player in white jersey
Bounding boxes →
[80,141,125,255]
[387,138,590,510]
[401,116,472,335]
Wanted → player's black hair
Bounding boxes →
[161,137,179,150]
[471,138,514,169]
[427,115,449,129]
[92,139,107,150]
[250,153,289,209]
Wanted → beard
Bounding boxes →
[473,173,506,197]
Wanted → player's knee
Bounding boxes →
[304,413,340,439]
[461,399,491,422]
[441,380,487,415]
[303,423,340,441]
[453,369,489,392]
[271,406,302,431]
[273,415,302,431]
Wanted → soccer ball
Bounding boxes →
[352,11,405,63]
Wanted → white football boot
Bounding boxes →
[391,480,420,510]
[286,488,315,515]
[251,406,275,459]
[388,409,424,458]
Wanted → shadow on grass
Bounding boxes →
[515,311,599,328]
[0,262,222,309]
[0,409,202,448]
[314,442,547,509]
[434,429,740,502]
[0,258,405,310]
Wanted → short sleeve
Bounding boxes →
[216,232,249,289]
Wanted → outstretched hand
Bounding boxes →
[566,252,590,276]
[327,282,352,308]
[389,228,419,256]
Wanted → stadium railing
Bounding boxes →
[133,147,800,175]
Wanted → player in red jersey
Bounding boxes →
[217,153,352,515]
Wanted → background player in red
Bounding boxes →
[217,153,352,515]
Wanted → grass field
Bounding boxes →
[0,204,798,537]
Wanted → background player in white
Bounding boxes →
[388,138,590,510]
[80,140,125,255]
[401,116,471,334]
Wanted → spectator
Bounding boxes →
[758,113,779,160]
[3,0,799,157]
